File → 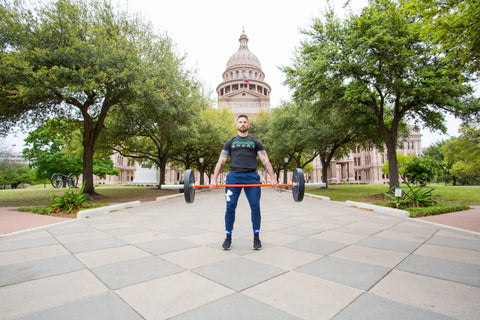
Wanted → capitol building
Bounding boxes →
[216,31,271,118]
[99,31,422,186]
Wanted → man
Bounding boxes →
[210,114,278,250]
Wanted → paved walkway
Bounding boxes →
[0,189,479,319]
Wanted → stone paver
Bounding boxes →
[1,188,479,319]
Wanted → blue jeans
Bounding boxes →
[224,171,261,233]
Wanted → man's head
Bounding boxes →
[236,114,250,134]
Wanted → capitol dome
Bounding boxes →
[226,33,262,70]
[217,31,271,118]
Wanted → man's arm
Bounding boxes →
[257,150,278,188]
[210,155,228,188]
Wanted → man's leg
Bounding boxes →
[244,185,261,233]
[225,186,241,232]
[223,172,242,250]
[243,172,262,249]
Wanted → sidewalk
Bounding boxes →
[1,189,479,319]
[0,208,70,235]
[418,206,480,233]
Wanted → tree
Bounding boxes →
[249,111,284,180]
[283,0,475,189]
[170,108,236,184]
[400,0,480,76]
[382,153,415,182]
[423,140,446,163]
[1,0,159,194]
[264,102,320,172]
[441,122,480,184]
[23,118,118,180]
[403,156,439,185]
[0,161,33,189]
[423,140,449,183]
[105,37,210,187]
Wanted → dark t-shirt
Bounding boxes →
[222,135,264,172]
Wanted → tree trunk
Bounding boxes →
[321,162,329,188]
[82,120,96,195]
[159,160,166,187]
[385,137,399,190]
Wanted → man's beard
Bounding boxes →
[238,126,248,133]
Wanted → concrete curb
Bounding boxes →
[304,192,408,218]
[155,193,185,202]
[77,201,142,219]
[77,190,205,219]
[344,200,410,218]
[305,193,331,201]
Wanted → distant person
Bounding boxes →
[210,114,278,250]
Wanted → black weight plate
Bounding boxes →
[184,169,195,203]
[292,168,305,202]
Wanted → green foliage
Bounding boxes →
[44,183,92,214]
[92,158,119,179]
[400,0,480,76]
[423,141,446,163]
[404,156,439,185]
[283,0,476,189]
[0,161,34,189]
[441,122,480,184]
[1,0,187,194]
[171,108,236,176]
[23,119,119,179]
[407,205,470,218]
[101,29,210,186]
[264,102,320,170]
[23,119,83,178]
[382,153,415,180]
[383,183,436,209]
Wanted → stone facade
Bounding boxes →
[350,130,423,184]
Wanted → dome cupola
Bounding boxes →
[226,32,262,70]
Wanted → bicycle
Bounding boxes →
[51,173,78,189]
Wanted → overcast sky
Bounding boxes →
[3,0,463,152]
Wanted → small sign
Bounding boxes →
[395,187,402,197]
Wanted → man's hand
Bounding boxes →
[210,181,217,189]
[271,176,279,188]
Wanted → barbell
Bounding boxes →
[160,168,326,203]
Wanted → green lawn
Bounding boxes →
[306,184,480,206]
[0,184,177,208]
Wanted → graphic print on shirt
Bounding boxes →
[232,141,255,149]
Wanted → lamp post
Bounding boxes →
[199,157,204,185]
[44,170,47,188]
[284,157,289,189]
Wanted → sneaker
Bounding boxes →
[253,238,262,250]
[222,237,232,250]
